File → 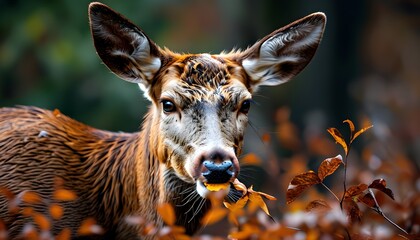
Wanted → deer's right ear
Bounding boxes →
[88,2,162,95]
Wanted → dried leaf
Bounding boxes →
[352,125,373,143]
[345,184,368,199]
[286,171,321,204]
[204,183,230,192]
[32,212,50,231]
[231,178,247,194]
[359,192,375,208]
[248,190,271,217]
[157,203,176,226]
[0,187,15,200]
[368,179,394,200]
[53,109,62,117]
[228,224,260,239]
[201,207,228,225]
[53,189,77,201]
[240,153,262,166]
[327,128,348,155]
[317,155,343,181]
[50,204,64,220]
[305,200,331,212]
[343,119,355,136]
[344,199,362,224]
[78,218,103,236]
[55,228,71,240]
[224,195,249,211]
[142,223,157,236]
[21,191,42,204]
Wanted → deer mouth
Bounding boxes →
[196,180,231,198]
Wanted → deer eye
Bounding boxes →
[161,100,176,113]
[239,99,251,114]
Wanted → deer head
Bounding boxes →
[88,2,326,198]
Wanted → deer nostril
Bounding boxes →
[202,160,234,184]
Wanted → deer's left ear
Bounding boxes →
[239,12,326,90]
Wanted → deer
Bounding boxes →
[0,2,326,239]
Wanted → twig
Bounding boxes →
[340,148,350,211]
[368,189,409,236]
[321,182,339,202]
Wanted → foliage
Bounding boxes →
[1,119,418,239]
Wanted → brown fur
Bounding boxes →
[0,3,326,239]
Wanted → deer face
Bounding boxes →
[88,3,326,197]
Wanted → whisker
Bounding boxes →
[188,198,206,223]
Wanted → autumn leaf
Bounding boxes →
[32,212,50,231]
[224,195,249,211]
[20,191,42,204]
[55,228,71,240]
[248,186,276,218]
[352,125,373,143]
[327,128,348,155]
[241,153,262,166]
[345,184,368,199]
[50,203,64,220]
[228,223,261,239]
[286,171,321,204]
[224,179,276,219]
[344,199,362,224]
[78,218,104,236]
[305,200,331,212]
[201,207,228,225]
[204,182,230,191]
[157,203,176,226]
[359,192,376,208]
[343,119,355,136]
[53,189,77,201]
[368,179,394,200]
[317,155,343,181]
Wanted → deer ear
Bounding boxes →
[88,2,162,95]
[239,12,326,90]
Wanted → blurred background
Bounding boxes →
[1,0,419,236]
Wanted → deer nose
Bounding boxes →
[202,160,234,184]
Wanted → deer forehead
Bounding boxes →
[158,54,252,106]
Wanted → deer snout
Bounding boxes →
[202,160,234,184]
[199,149,238,184]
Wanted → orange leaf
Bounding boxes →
[261,133,271,143]
[327,128,348,155]
[248,190,270,217]
[344,199,362,224]
[368,178,394,200]
[345,184,368,199]
[240,153,262,166]
[0,187,15,200]
[21,191,42,204]
[32,212,50,231]
[78,218,103,236]
[352,125,373,143]
[305,200,331,212]
[286,171,321,204]
[201,207,228,225]
[157,203,176,226]
[56,228,71,240]
[224,195,248,211]
[317,155,343,181]
[231,178,247,194]
[204,182,230,192]
[53,189,77,201]
[50,203,64,220]
[343,119,355,136]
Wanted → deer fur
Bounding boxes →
[0,2,326,239]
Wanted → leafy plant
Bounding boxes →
[286,119,414,239]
